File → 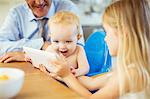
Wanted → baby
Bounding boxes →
[46,11,89,77]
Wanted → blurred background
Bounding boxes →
[0,0,111,40]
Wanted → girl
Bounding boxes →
[41,0,150,98]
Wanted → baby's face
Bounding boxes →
[50,23,78,57]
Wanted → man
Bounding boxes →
[0,0,84,63]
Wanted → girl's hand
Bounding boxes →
[39,64,63,81]
[39,64,49,74]
[51,54,71,78]
[70,67,76,76]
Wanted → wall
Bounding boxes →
[0,0,23,27]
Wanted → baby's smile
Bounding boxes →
[59,50,68,56]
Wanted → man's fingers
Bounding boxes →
[0,54,4,60]
[4,57,14,63]
[0,55,10,63]
[0,55,5,62]
[0,56,4,62]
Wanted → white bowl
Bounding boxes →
[0,68,25,99]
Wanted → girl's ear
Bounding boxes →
[77,34,82,40]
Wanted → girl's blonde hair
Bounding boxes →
[103,0,150,96]
[48,11,81,36]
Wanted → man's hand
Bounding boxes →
[0,52,25,63]
[41,41,51,50]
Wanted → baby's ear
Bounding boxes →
[77,34,82,40]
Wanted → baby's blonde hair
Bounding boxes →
[48,11,81,36]
[103,0,150,96]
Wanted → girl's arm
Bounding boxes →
[51,54,120,99]
[74,46,89,76]
[89,73,119,99]
[63,73,92,98]
[62,72,119,99]
[77,72,112,91]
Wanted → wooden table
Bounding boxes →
[0,62,83,99]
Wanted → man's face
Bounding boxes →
[26,0,51,18]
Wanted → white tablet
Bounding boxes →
[23,47,58,72]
